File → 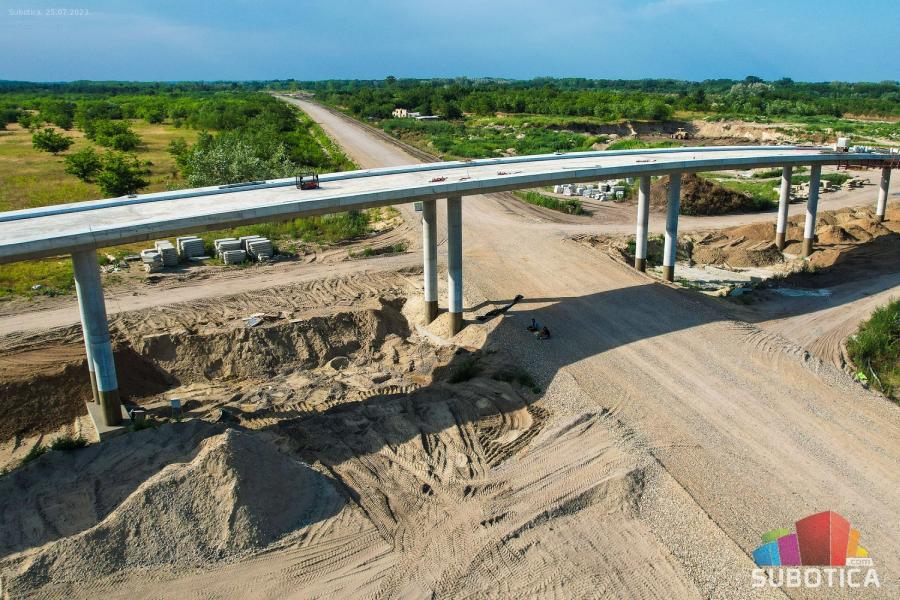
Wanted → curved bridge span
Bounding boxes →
[0,145,894,428]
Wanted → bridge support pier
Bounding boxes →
[73,250,122,427]
[421,199,439,322]
[662,172,681,282]
[775,165,792,250]
[447,196,463,335]
[876,167,890,223]
[634,175,651,271]
[802,165,821,258]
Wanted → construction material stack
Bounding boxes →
[176,236,206,260]
[140,249,164,273]
[214,238,241,257]
[247,238,274,261]
[154,240,179,267]
[221,249,247,265]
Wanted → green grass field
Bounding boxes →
[0,120,203,299]
[0,120,199,212]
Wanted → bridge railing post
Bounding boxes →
[802,165,821,258]
[72,250,122,426]
[421,199,438,322]
[634,176,651,271]
[776,165,792,250]
[662,173,682,282]
[447,196,463,335]
[876,167,890,223]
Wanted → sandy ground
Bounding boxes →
[0,99,897,599]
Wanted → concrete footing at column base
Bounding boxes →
[801,238,814,258]
[425,300,439,323]
[86,401,131,442]
[449,312,463,336]
[775,232,786,250]
[876,214,885,223]
[662,265,674,282]
[634,258,646,272]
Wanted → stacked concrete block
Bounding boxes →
[153,240,179,267]
[221,249,247,265]
[239,235,264,250]
[140,249,164,273]
[214,238,241,256]
[247,238,274,261]
[176,236,205,259]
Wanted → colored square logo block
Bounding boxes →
[763,528,790,543]
[753,541,781,566]
[796,511,850,566]
[777,533,801,566]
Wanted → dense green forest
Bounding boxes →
[296,76,900,121]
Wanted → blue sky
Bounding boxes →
[2,0,897,82]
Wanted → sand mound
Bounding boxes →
[816,224,852,245]
[7,428,341,591]
[133,298,409,383]
[651,173,755,216]
[688,205,899,269]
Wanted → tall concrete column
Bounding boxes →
[634,175,651,271]
[876,167,890,223]
[75,279,99,405]
[662,173,682,282]
[802,165,821,258]
[775,165,792,250]
[72,250,122,426]
[421,199,439,322]
[446,196,463,335]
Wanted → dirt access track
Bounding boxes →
[0,97,897,599]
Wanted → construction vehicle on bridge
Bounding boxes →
[296,172,320,190]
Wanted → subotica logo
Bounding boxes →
[751,511,881,589]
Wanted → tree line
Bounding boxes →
[298,76,900,120]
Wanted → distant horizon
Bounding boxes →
[2,76,898,86]
[2,1,898,82]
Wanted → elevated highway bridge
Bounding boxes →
[0,145,894,427]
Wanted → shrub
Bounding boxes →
[96,151,150,197]
[50,435,88,451]
[847,299,899,401]
[64,146,103,182]
[515,190,584,215]
[86,119,141,151]
[32,127,73,154]
[449,358,481,383]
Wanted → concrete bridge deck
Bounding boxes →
[0,146,890,263]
